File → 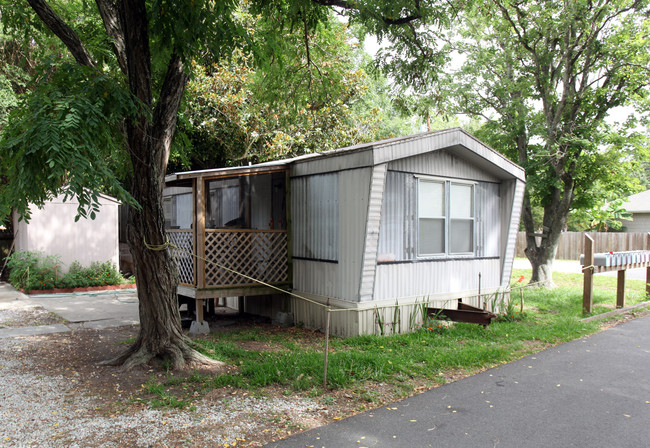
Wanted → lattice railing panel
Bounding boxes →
[167,230,195,285]
[204,231,288,286]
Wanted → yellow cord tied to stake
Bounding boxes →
[143,236,339,311]
[143,236,174,252]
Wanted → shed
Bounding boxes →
[621,190,650,232]
[12,192,120,272]
[164,128,526,336]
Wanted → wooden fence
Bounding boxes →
[515,232,650,261]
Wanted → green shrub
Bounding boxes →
[59,260,126,288]
[6,251,62,291]
[6,251,128,290]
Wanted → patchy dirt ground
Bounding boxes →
[2,313,427,448]
[0,306,66,328]
[2,307,648,447]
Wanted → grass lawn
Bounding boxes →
[145,268,650,410]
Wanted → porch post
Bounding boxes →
[191,176,210,334]
[196,176,206,289]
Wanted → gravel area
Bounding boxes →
[0,306,65,328]
[0,327,332,447]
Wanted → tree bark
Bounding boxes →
[100,0,222,369]
[25,0,222,370]
[522,178,575,288]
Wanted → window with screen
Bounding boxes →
[418,178,474,256]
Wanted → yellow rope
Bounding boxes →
[149,238,527,313]
[144,236,174,252]
[153,238,335,311]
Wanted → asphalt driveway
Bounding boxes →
[264,314,650,448]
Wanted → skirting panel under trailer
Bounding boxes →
[290,289,509,338]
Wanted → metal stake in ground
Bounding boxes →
[323,298,331,390]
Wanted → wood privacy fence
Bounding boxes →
[515,232,650,261]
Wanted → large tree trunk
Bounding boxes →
[521,180,574,288]
[102,0,222,370]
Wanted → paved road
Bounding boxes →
[264,315,650,448]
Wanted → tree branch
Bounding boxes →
[152,54,189,185]
[95,0,128,76]
[310,0,423,25]
[27,0,94,67]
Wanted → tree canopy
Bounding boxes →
[0,0,456,369]
[432,0,650,286]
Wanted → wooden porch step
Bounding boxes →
[428,303,496,326]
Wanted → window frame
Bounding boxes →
[416,176,476,258]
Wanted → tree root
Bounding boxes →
[100,338,225,371]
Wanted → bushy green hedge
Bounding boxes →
[6,251,132,291]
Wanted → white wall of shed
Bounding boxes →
[623,213,650,232]
[13,194,119,272]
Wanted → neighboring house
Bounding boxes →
[164,128,526,336]
[12,192,120,272]
[621,190,650,232]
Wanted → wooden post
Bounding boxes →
[197,298,205,323]
[196,177,206,289]
[616,270,626,309]
[582,234,594,315]
[323,299,331,390]
[616,269,625,308]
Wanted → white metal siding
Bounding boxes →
[623,213,650,232]
[378,172,501,260]
[500,179,525,285]
[373,258,501,301]
[377,172,416,261]
[339,168,372,302]
[358,164,388,302]
[389,148,500,182]
[476,182,501,257]
[292,260,340,299]
[374,130,524,181]
[292,149,373,177]
[291,173,339,261]
[291,168,371,303]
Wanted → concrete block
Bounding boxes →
[189,320,210,334]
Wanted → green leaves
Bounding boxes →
[0,62,137,222]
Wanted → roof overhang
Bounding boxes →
[165,128,526,185]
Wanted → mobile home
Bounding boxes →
[164,128,525,336]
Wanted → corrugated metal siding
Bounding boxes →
[500,179,525,285]
[476,182,501,257]
[291,173,339,261]
[292,149,373,177]
[388,148,501,182]
[359,164,388,302]
[378,171,416,261]
[374,130,524,181]
[373,258,501,301]
[378,173,501,260]
[291,168,371,302]
[292,260,340,299]
[339,168,371,301]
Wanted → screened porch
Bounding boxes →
[164,165,291,299]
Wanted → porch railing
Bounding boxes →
[204,229,288,287]
[167,229,195,286]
